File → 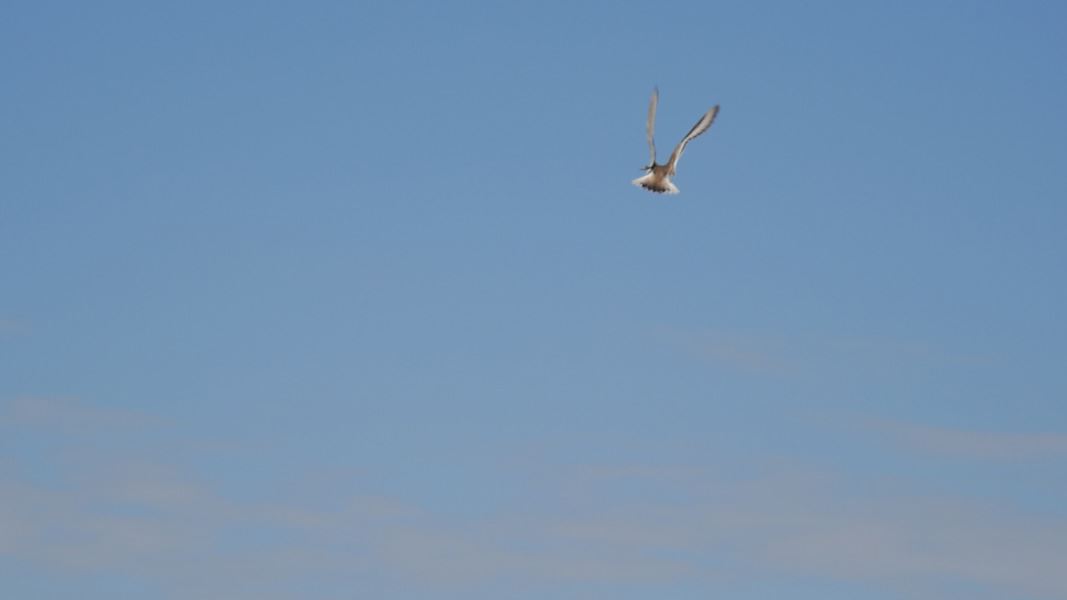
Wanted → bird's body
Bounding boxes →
[633,163,680,194]
[632,88,719,194]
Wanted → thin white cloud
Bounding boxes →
[0,396,159,431]
[875,419,1067,460]
[0,319,25,335]
[656,326,989,378]
[4,455,1067,598]
[654,327,794,375]
[4,400,1066,598]
[547,467,1067,597]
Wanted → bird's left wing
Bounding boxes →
[645,87,659,166]
[667,105,719,175]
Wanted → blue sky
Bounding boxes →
[3,1,1067,598]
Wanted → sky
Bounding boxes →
[2,1,1067,598]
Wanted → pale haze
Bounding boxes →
[3,2,1067,599]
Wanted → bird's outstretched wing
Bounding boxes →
[645,87,659,167]
[667,105,719,175]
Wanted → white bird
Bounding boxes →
[632,87,719,194]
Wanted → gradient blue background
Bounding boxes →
[3,1,1067,598]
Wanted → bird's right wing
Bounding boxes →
[666,104,719,175]
[645,87,659,166]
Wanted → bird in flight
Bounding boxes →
[632,87,719,194]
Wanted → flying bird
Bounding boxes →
[632,87,719,194]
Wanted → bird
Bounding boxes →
[632,87,719,194]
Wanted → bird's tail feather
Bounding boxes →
[631,173,679,194]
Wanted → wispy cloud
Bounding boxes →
[0,396,159,431]
[547,467,1067,598]
[655,327,794,375]
[4,452,1067,598]
[0,318,24,335]
[874,419,1067,460]
[656,326,989,378]
[4,398,1067,599]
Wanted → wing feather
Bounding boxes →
[666,105,719,175]
[645,87,659,166]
